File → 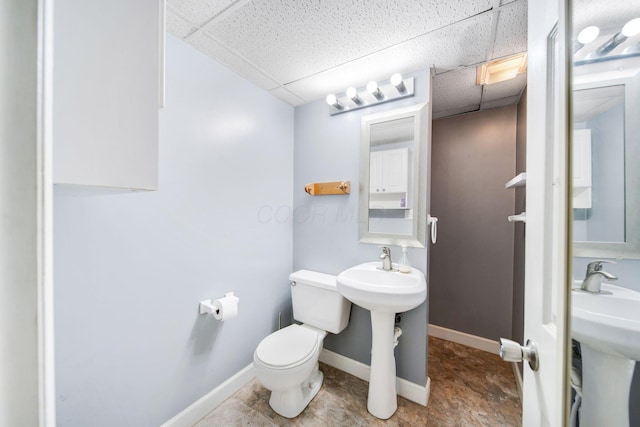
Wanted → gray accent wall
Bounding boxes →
[429,106,517,341]
[54,35,294,426]
[292,70,431,386]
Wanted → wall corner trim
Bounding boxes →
[428,324,500,355]
[160,363,255,427]
[319,349,430,407]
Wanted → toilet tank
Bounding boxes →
[289,270,351,334]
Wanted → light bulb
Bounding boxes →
[367,81,384,100]
[390,73,406,93]
[326,94,338,106]
[346,87,358,99]
[622,18,640,38]
[577,26,600,44]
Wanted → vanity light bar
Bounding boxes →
[326,76,415,116]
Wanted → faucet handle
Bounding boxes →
[378,246,391,256]
[586,259,616,272]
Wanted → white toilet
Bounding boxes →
[253,270,352,418]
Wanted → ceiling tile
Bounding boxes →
[204,0,493,84]
[167,0,237,27]
[166,9,198,38]
[492,0,528,59]
[186,32,280,90]
[285,14,492,103]
[432,68,482,113]
[433,104,480,119]
[481,72,526,102]
[269,87,306,107]
[480,95,520,110]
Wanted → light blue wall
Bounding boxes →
[54,35,294,426]
[293,70,430,385]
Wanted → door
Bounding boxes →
[523,0,570,425]
[0,0,55,425]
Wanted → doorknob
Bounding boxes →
[499,338,539,371]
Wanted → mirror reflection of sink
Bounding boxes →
[336,262,427,420]
[336,261,427,313]
[571,283,640,427]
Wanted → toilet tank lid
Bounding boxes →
[289,270,336,291]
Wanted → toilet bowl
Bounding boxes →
[253,324,327,418]
[253,270,351,418]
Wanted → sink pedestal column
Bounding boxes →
[580,344,635,427]
[368,311,397,419]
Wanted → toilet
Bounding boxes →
[253,270,352,418]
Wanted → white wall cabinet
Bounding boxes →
[369,147,409,209]
[53,0,161,190]
[370,148,409,194]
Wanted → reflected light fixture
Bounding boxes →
[367,81,384,100]
[593,18,640,58]
[476,52,528,85]
[325,93,343,110]
[346,86,362,105]
[574,25,600,53]
[390,73,406,93]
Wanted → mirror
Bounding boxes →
[570,2,640,426]
[572,60,640,258]
[359,103,428,247]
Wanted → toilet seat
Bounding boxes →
[255,325,321,370]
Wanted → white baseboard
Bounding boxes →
[319,349,430,407]
[428,324,500,355]
[161,363,255,427]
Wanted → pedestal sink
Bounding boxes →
[336,262,427,419]
[571,283,640,427]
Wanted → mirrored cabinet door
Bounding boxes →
[359,103,429,247]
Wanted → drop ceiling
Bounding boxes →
[166,0,529,117]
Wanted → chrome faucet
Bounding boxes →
[581,260,618,293]
[379,246,392,271]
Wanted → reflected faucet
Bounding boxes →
[379,246,392,271]
[581,260,618,293]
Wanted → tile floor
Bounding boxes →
[194,336,522,426]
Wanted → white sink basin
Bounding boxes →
[572,283,640,360]
[336,262,427,313]
[571,282,640,427]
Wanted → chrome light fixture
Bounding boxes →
[325,73,415,116]
[367,81,384,100]
[390,73,406,93]
[574,25,600,53]
[346,87,363,105]
[325,93,343,110]
[593,18,640,58]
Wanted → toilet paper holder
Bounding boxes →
[199,292,239,318]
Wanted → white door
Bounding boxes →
[523,0,570,425]
[0,0,55,425]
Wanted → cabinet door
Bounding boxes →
[382,148,409,193]
[53,0,160,190]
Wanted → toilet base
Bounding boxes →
[268,364,323,418]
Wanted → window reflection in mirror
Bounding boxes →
[572,85,625,243]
